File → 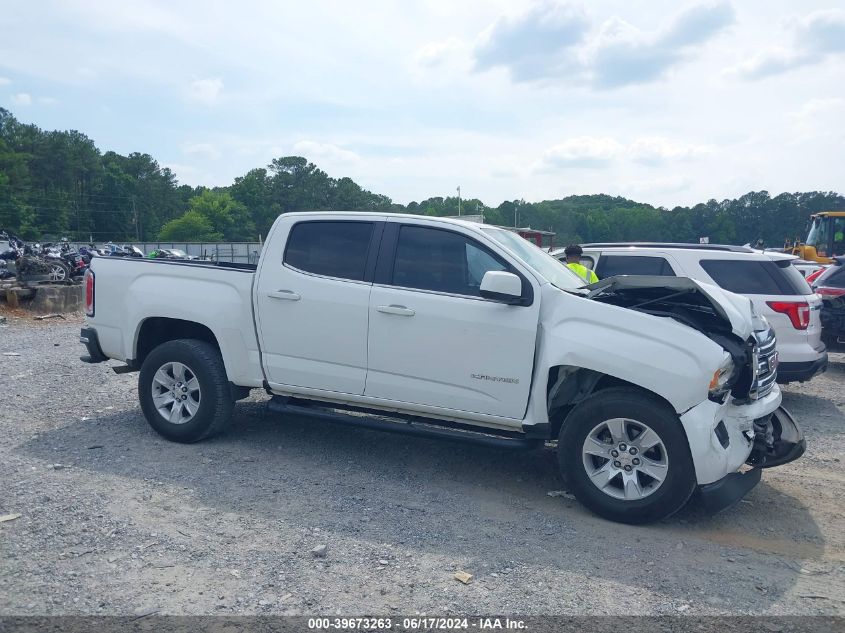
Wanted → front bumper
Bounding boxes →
[746,405,806,469]
[777,353,828,383]
[697,406,805,513]
[680,385,782,486]
[698,468,762,514]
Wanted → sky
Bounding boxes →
[1,0,843,208]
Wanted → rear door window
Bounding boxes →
[284,221,375,281]
[700,259,812,295]
[595,255,676,278]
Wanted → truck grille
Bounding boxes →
[752,328,778,400]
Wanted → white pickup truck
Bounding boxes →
[80,212,805,524]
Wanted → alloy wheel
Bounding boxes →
[581,417,669,500]
[151,361,202,425]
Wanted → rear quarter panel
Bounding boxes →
[87,258,263,387]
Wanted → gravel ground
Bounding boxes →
[1,311,844,616]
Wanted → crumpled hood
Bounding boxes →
[586,275,754,340]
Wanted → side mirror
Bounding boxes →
[480,270,524,304]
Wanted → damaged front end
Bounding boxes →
[586,275,777,403]
[587,275,806,512]
[586,275,751,339]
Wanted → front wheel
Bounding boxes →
[558,387,696,524]
[138,339,234,443]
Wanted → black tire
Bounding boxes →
[558,387,696,525]
[138,339,234,443]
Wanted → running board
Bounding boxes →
[265,397,541,450]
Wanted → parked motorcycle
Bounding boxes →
[0,232,56,283]
[147,248,196,260]
[37,242,79,281]
[0,231,18,279]
[106,243,145,258]
[0,233,89,282]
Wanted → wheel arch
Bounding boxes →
[134,318,252,400]
[547,365,677,439]
[134,317,220,366]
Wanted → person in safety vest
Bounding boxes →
[834,219,844,256]
[564,244,598,283]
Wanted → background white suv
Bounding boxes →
[553,243,828,383]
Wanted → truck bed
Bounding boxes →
[86,254,263,387]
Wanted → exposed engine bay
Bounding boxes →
[588,282,734,338]
[584,275,771,402]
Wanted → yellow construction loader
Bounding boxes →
[784,211,845,263]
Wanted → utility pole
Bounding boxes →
[457,186,461,216]
[514,200,519,228]
[132,196,139,241]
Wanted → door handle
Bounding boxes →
[268,290,301,301]
[377,304,415,317]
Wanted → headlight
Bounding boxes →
[708,353,735,399]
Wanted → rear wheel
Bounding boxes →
[138,339,234,442]
[558,387,696,524]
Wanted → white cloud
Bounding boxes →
[628,137,711,166]
[535,136,625,170]
[535,136,711,171]
[0,77,11,86]
[185,78,223,105]
[414,37,468,69]
[456,1,734,87]
[726,8,845,80]
[587,2,735,88]
[473,1,589,81]
[37,96,58,105]
[10,93,32,106]
[790,97,845,141]
[793,97,845,119]
[182,142,222,160]
[798,9,845,55]
[292,140,360,164]
[723,48,814,80]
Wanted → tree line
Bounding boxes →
[1,108,842,246]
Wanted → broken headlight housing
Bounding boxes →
[708,353,736,402]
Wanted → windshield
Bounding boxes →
[806,217,827,251]
[169,249,188,257]
[480,226,585,290]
